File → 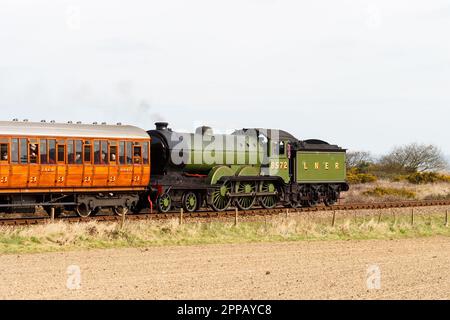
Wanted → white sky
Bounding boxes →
[0,0,449,156]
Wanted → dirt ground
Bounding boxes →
[1,237,449,300]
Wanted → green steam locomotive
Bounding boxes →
[148,122,349,212]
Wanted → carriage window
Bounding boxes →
[11,139,19,164]
[133,146,142,164]
[29,143,38,164]
[75,140,82,164]
[102,141,108,164]
[119,141,125,165]
[57,145,65,163]
[0,144,8,162]
[84,144,91,163]
[20,139,28,164]
[110,146,117,163]
[67,140,74,164]
[94,141,100,164]
[48,140,56,164]
[126,142,133,164]
[40,139,48,164]
[142,142,149,164]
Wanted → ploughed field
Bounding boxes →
[1,237,449,300]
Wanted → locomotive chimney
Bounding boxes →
[155,122,169,130]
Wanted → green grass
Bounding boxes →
[1,212,450,254]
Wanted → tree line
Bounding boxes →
[346,143,449,179]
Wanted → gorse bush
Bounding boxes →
[405,172,450,184]
[346,168,377,184]
[347,172,378,184]
[363,187,416,199]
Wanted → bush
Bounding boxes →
[347,168,377,184]
[363,187,416,199]
[402,172,450,184]
[424,193,450,200]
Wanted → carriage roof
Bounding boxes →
[0,121,150,140]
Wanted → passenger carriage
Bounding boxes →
[0,120,150,217]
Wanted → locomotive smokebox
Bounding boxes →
[155,122,169,130]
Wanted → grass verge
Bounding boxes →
[1,210,450,254]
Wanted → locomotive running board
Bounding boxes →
[227,192,278,198]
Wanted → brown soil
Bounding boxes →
[1,237,449,300]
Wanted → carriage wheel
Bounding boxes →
[76,203,92,218]
[260,182,278,209]
[210,182,232,212]
[157,193,172,213]
[113,206,129,216]
[182,192,198,213]
[235,182,256,211]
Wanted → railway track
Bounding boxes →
[0,199,449,226]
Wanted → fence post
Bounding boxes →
[179,208,184,225]
[411,208,414,225]
[378,210,382,224]
[286,209,289,219]
[120,209,126,229]
[50,207,55,222]
[332,210,336,227]
[446,210,448,227]
[235,207,238,226]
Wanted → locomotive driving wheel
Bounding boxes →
[157,193,172,213]
[235,181,256,210]
[182,192,198,213]
[259,181,278,209]
[210,181,232,212]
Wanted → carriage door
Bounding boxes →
[27,139,40,188]
[107,141,118,187]
[55,140,67,187]
[82,140,93,187]
[9,138,28,188]
[0,140,9,188]
[132,142,143,186]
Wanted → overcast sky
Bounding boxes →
[0,0,449,156]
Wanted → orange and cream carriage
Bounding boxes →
[0,120,151,217]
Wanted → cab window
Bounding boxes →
[279,141,285,155]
